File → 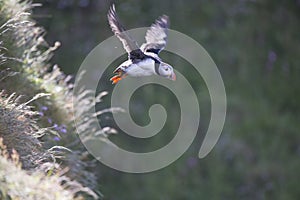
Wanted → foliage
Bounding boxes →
[0,0,113,199]
[0,138,74,200]
[33,0,300,199]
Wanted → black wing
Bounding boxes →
[140,15,169,54]
[107,4,146,61]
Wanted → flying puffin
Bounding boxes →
[107,4,176,84]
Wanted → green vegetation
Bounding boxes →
[1,0,300,199]
[0,0,107,199]
[0,138,74,200]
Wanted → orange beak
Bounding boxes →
[170,72,176,81]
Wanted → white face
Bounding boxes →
[159,63,176,80]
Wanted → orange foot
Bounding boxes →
[110,75,123,84]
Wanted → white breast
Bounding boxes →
[126,58,156,77]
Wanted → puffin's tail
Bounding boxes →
[113,67,124,74]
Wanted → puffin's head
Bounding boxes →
[158,62,176,81]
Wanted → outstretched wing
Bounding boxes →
[140,15,169,54]
[107,4,140,55]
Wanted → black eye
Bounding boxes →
[165,68,169,71]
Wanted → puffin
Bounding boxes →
[107,4,176,84]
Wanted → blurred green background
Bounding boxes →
[33,0,300,199]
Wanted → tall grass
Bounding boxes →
[0,0,113,199]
